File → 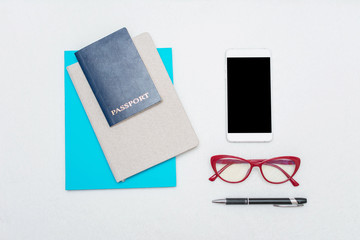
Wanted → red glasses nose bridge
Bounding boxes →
[251,159,266,166]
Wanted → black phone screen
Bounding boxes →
[227,57,272,133]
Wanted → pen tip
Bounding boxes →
[212,199,226,204]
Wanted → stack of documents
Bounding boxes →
[65,29,198,189]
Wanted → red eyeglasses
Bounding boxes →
[209,155,300,187]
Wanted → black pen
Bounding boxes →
[212,198,307,207]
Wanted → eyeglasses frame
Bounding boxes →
[209,155,300,186]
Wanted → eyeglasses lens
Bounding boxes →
[261,158,296,183]
[215,158,251,182]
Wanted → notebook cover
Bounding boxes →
[67,33,198,182]
[75,28,161,127]
[65,48,176,190]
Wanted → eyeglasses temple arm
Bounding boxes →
[209,163,233,181]
[264,163,299,187]
[208,173,217,181]
[267,159,296,165]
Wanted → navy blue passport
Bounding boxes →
[75,28,161,126]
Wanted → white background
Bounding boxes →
[1,0,360,239]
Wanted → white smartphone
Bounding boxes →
[226,49,272,142]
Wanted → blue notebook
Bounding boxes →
[65,48,176,190]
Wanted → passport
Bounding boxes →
[75,28,161,126]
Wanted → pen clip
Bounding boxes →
[273,204,304,208]
[273,198,304,208]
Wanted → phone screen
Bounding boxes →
[227,57,272,133]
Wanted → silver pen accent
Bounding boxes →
[273,198,304,207]
[212,199,226,204]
